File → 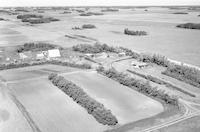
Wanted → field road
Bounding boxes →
[0,81,41,132]
[134,99,200,132]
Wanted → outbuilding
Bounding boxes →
[131,61,148,69]
[47,49,61,58]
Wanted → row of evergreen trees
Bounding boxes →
[72,43,117,53]
[48,73,118,125]
[0,60,91,71]
[97,67,178,106]
[17,42,61,53]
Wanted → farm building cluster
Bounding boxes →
[19,49,61,60]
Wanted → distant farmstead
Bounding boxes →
[47,49,61,58]
[131,61,148,69]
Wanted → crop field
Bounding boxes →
[0,64,80,81]
[0,83,32,132]
[8,77,107,132]
[63,71,164,125]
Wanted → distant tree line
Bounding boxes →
[48,73,118,125]
[97,67,178,106]
[17,14,59,24]
[162,63,200,89]
[16,42,62,53]
[101,8,119,12]
[124,28,147,36]
[72,43,117,53]
[127,69,196,97]
[0,60,91,71]
[139,53,170,67]
[17,14,43,19]
[82,24,96,29]
[79,12,104,16]
[176,23,200,30]
[173,12,188,14]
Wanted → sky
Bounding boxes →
[0,0,200,7]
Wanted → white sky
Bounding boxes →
[0,0,200,7]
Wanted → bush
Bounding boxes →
[49,74,118,125]
[139,53,170,67]
[97,67,178,105]
[82,24,96,29]
[124,28,147,36]
[176,23,200,30]
[72,43,117,53]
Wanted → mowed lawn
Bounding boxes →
[63,71,164,125]
[0,64,81,82]
[9,77,108,132]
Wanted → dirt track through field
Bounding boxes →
[0,81,41,132]
[8,90,42,132]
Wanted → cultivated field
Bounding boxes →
[0,64,80,82]
[0,83,32,132]
[1,65,107,132]
[9,77,107,132]
[63,70,164,125]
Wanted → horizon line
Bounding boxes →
[1,5,200,8]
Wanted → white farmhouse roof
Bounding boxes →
[36,53,44,60]
[48,49,61,58]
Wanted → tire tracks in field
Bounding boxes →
[0,81,41,132]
